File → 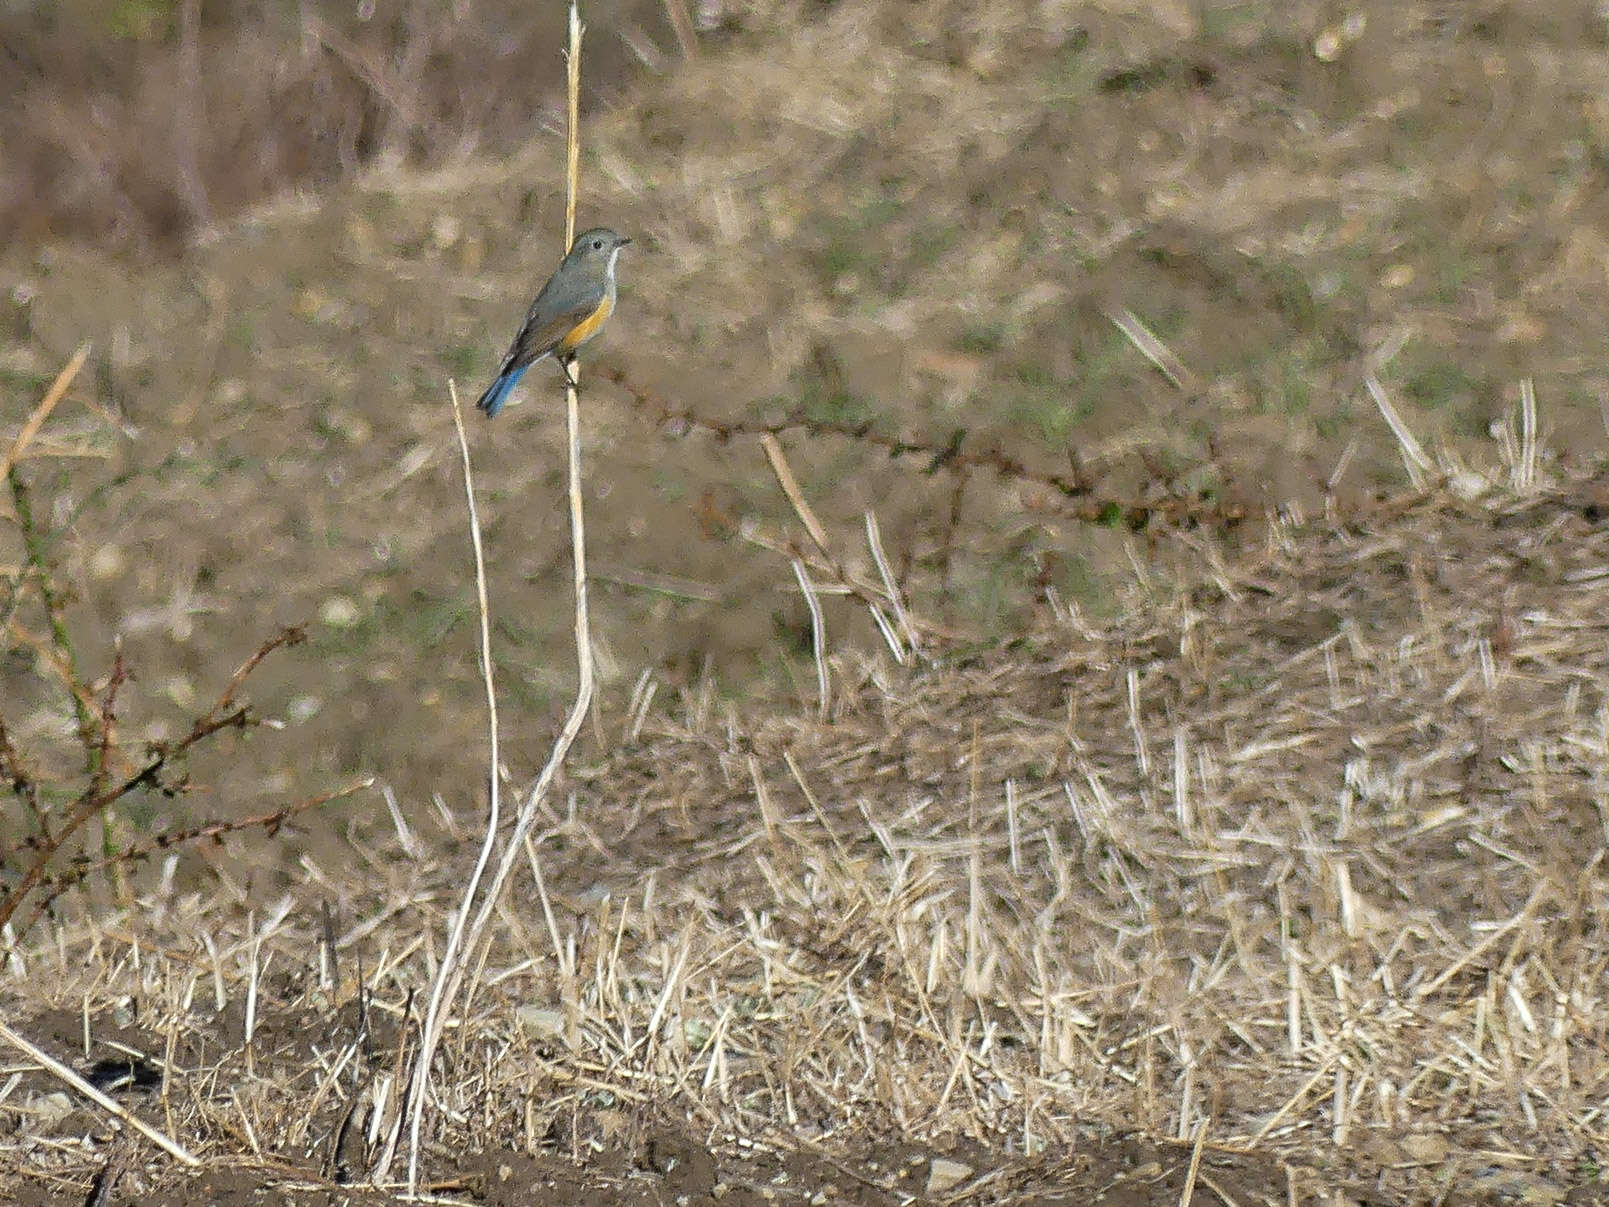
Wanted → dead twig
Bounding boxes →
[0,628,306,938]
[0,343,90,481]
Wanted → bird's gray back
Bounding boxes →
[526,261,605,326]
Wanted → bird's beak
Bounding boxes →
[619,236,633,246]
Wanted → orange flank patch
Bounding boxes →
[558,294,615,353]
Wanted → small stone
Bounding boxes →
[431,214,460,249]
[320,596,360,628]
[1469,1170,1564,1206]
[89,545,126,581]
[287,695,322,723]
[29,1091,73,1125]
[515,1005,565,1039]
[925,1158,973,1195]
[1401,1133,1448,1164]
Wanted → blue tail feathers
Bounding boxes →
[475,364,528,418]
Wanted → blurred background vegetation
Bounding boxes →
[8,0,1609,838]
[1,0,709,248]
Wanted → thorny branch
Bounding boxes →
[0,627,308,938]
[603,367,1258,533]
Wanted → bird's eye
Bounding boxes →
[592,239,603,250]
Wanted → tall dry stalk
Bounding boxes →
[452,0,598,1020]
[383,2,597,1194]
[378,379,501,1192]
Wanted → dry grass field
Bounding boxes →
[5,0,1609,1202]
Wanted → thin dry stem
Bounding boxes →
[392,381,501,1191]
[791,558,828,716]
[1177,1119,1208,1207]
[0,342,90,482]
[1365,374,1433,490]
[1105,306,1194,393]
[396,2,594,1193]
[761,433,833,558]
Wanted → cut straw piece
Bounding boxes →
[1106,307,1193,392]
[1413,885,1546,1002]
[1516,377,1538,493]
[1177,1118,1208,1207]
[792,558,829,716]
[762,433,833,558]
[1365,374,1432,490]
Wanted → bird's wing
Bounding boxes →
[505,298,601,367]
[497,267,602,367]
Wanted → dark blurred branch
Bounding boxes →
[0,627,307,939]
[305,17,429,160]
[0,353,333,949]
[3,346,97,777]
[173,0,212,229]
[14,774,373,941]
[9,467,97,773]
[602,367,1254,533]
[0,715,49,843]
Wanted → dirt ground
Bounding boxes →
[14,1123,1305,1207]
[8,0,1609,1203]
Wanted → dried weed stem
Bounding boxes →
[393,2,596,1194]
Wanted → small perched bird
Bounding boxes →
[475,227,632,417]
